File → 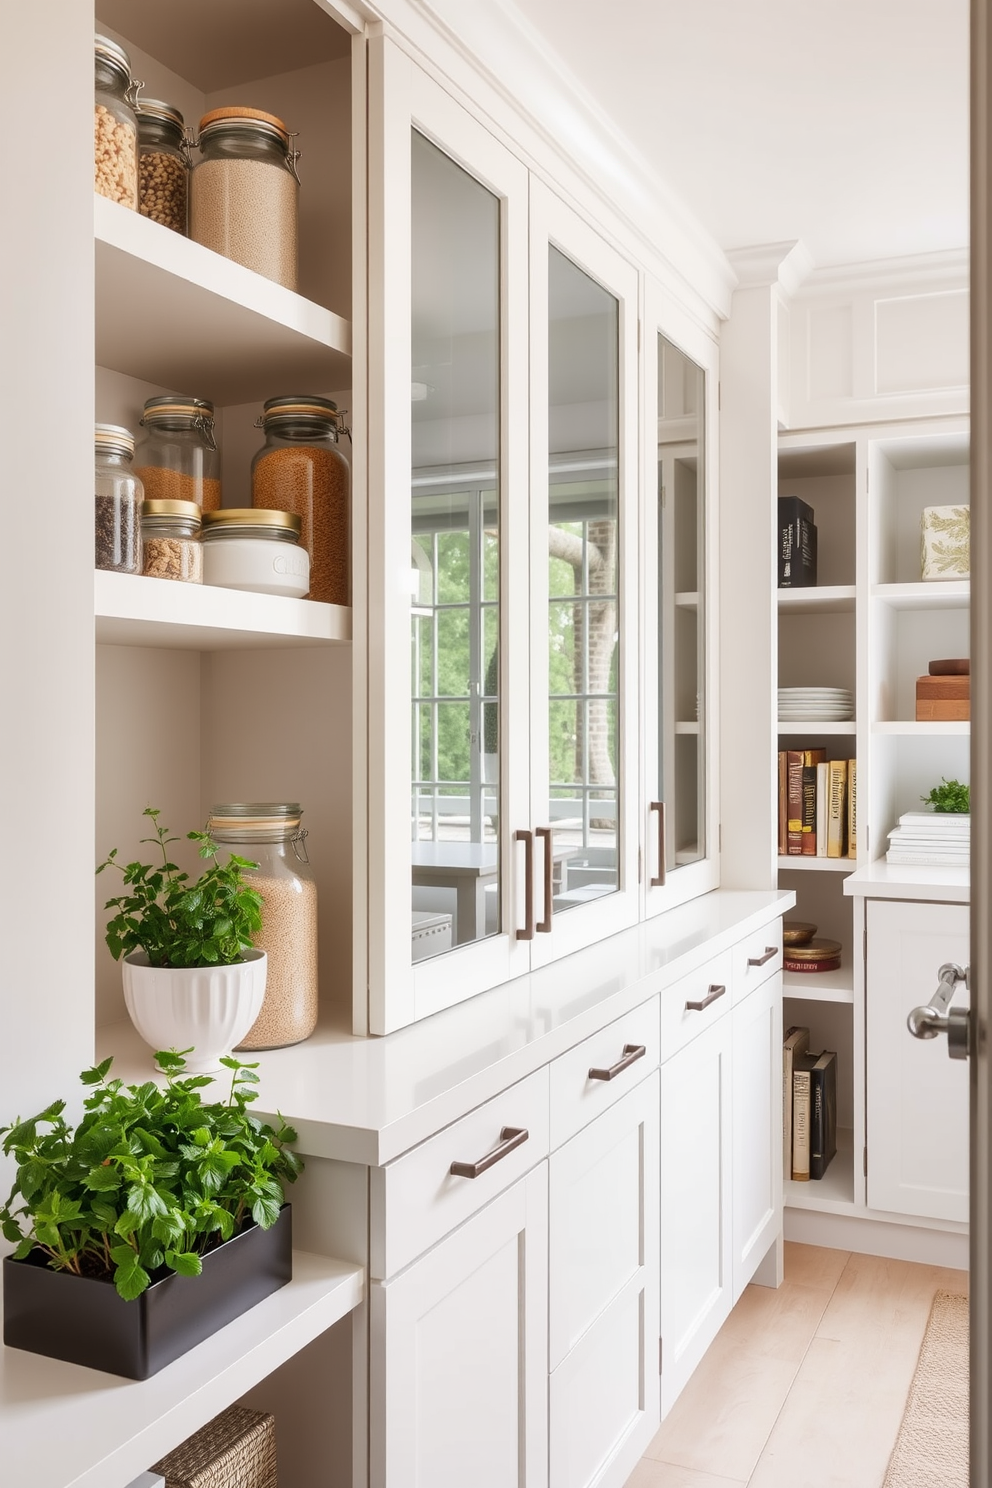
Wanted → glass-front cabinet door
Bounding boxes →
[528,184,641,965]
[367,42,531,1033]
[642,289,719,915]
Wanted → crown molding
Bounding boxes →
[793,246,969,298]
[725,240,815,295]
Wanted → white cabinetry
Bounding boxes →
[865,897,970,1223]
[732,969,782,1296]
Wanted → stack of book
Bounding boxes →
[778,751,857,858]
[783,1026,838,1182]
[778,496,817,588]
[886,811,970,866]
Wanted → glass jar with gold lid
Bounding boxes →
[201,509,308,597]
[189,107,299,288]
[141,499,203,583]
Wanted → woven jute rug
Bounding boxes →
[882,1290,969,1488]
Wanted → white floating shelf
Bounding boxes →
[785,1126,856,1212]
[777,720,856,734]
[778,855,856,874]
[95,570,351,649]
[777,584,857,614]
[674,721,699,734]
[872,580,969,611]
[674,591,699,609]
[2,1249,364,1488]
[95,196,352,404]
[873,721,969,737]
[783,960,855,1003]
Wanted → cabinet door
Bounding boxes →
[641,287,720,916]
[731,972,782,1300]
[548,1075,659,1488]
[367,39,533,1032]
[866,898,969,1222]
[527,182,641,966]
[659,1013,732,1418]
[369,1164,548,1488]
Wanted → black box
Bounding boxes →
[779,495,818,588]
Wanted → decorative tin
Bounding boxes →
[921,504,970,580]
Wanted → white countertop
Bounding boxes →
[842,860,969,903]
[98,888,793,1166]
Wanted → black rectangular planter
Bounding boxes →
[3,1204,292,1380]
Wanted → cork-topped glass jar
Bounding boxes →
[134,395,220,510]
[94,34,139,209]
[250,395,350,605]
[189,107,299,289]
[206,804,318,1050]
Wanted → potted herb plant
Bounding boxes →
[1,1051,301,1378]
[921,777,970,813]
[97,808,267,1072]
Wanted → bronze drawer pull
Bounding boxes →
[536,825,553,933]
[450,1126,529,1179]
[685,983,726,1012]
[515,830,535,940]
[588,1043,647,1081]
[747,946,779,967]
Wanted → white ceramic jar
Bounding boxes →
[201,508,309,597]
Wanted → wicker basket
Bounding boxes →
[150,1405,277,1488]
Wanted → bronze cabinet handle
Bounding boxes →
[515,829,534,940]
[649,801,666,887]
[747,946,779,967]
[450,1126,529,1179]
[588,1043,647,1082]
[535,825,553,933]
[685,983,727,1012]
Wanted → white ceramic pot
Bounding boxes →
[121,949,267,1073]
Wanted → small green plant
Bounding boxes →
[0,1052,301,1299]
[97,807,263,968]
[921,777,970,814]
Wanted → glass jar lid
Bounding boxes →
[136,98,186,138]
[140,395,214,426]
[201,509,302,542]
[94,33,132,89]
[95,423,134,458]
[257,395,340,437]
[207,803,305,843]
[198,106,291,148]
[142,498,202,525]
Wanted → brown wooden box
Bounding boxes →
[916,674,970,721]
[150,1406,277,1488]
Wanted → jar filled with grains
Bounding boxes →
[95,424,142,574]
[134,395,221,510]
[251,395,350,604]
[189,107,299,290]
[201,509,310,598]
[136,99,189,234]
[206,804,318,1050]
[94,35,139,209]
[141,499,203,583]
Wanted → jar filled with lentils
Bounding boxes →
[251,396,350,604]
[189,107,299,290]
[95,424,142,574]
[207,804,318,1050]
[94,34,140,209]
[141,499,203,583]
[136,99,188,234]
[134,395,221,510]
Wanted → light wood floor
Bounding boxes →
[627,1242,968,1488]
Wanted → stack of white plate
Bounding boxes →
[778,686,854,722]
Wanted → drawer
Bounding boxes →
[369,1066,549,1279]
[549,998,658,1150]
[731,920,783,1004]
[659,950,733,1062]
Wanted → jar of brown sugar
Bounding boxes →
[136,99,189,234]
[141,499,203,583]
[95,424,142,574]
[134,395,221,510]
[95,35,140,209]
[189,107,299,289]
[206,803,318,1050]
[251,395,350,605]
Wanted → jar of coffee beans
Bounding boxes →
[207,804,318,1050]
[134,395,221,510]
[95,425,142,574]
[251,396,350,604]
[94,35,140,209]
[190,107,300,289]
[141,500,203,583]
[136,99,189,234]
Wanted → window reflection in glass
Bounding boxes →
[410,132,501,956]
[547,247,620,913]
